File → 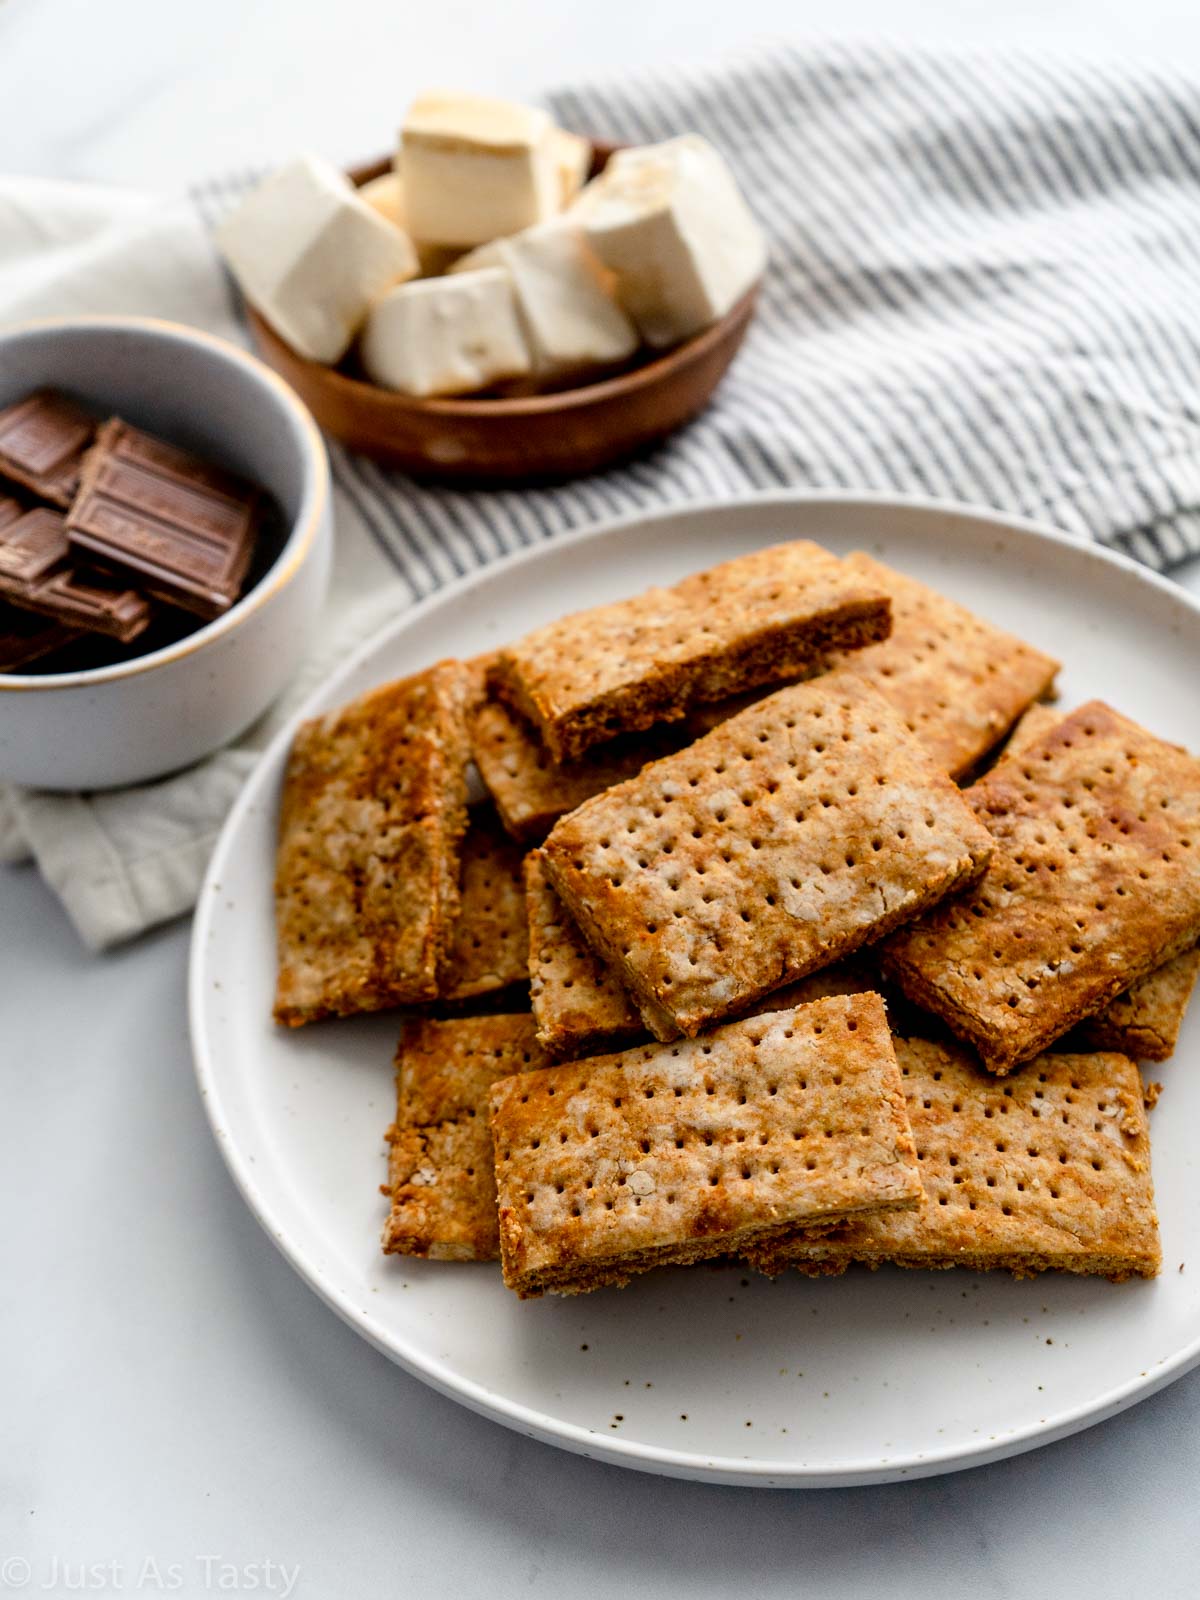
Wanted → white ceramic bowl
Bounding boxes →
[0,316,332,791]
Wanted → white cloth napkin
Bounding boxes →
[8,39,1200,949]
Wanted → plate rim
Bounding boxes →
[188,487,1200,1487]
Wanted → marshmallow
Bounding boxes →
[217,157,418,364]
[570,135,766,347]
[359,268,532,397]
[358,171,407,231]
[451,221,637,383]
[552,130,592,208]
[400,91,561,248]
[358,171,465,276]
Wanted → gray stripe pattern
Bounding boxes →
[193,41,1200,584]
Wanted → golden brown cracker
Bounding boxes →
[383,1014,547,1260]
[883,701,1200,1073]
[490,993,922,1297]
[440,808,529,1002]
[491,540,891,763]
[525,851,645,1060]
[471,696,674,843]
[1075,946,1200,1063]
[273,661,471,1025]
[746,1036,1161,1282]
[1006,704,1199,1061]
[823,553,1059,777]
[541,678,993,1039]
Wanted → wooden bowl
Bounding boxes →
[241,148,760,485]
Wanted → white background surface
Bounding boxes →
[4,0,1200,1595]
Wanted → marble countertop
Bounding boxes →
[4,2,1200,1595]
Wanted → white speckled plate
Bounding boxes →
[189,492,1200,1487]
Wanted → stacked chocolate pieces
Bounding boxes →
[0,390,264,673]
[272,539,1177,1300]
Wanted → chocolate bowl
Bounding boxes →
[241,148,761,484]
[0,317,332,790]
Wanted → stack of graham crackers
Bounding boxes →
[272,541,1195,1299]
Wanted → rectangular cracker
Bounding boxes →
[540,678,994,1040]
[1074,946,1200,1062]
[489,992,923,1298]
[745,1036,1161,1281]
[528,846,880,1060]
[383,1014,548,1260]
[472,688,779,845]
[1002,700,1065,757]
[821,553,1059,778]
[440,807,529,1002]
[474,546,1060,837]
[1008,704,1199,1062]
[490,540,892,763]
[472,697,680,843]
[882,701,1200,1073]
[273,660,472,1025]
[526,850,645,1059]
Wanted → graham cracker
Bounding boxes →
[1074,946,1200,1062]
[472,688,779,844]
[489,992,923,1298]
[1007,704,1200,1062]
[472,696,678,843]
[383,1014,548,1260]
[822,553,1060,778]
[1002,701,1063,757]
[883,700,1200,1073]
[528,843,880,1060]
[490,540,892,763]
[273,660,471,1026]
[440,807,529,1002]
[463,651,495,701]
[526,851,644,1060]
[745,1035,1161,1282]
[540,678,994,1040]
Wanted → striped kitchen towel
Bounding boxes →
[7,37,1200,947]
[202,37,1200,578]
